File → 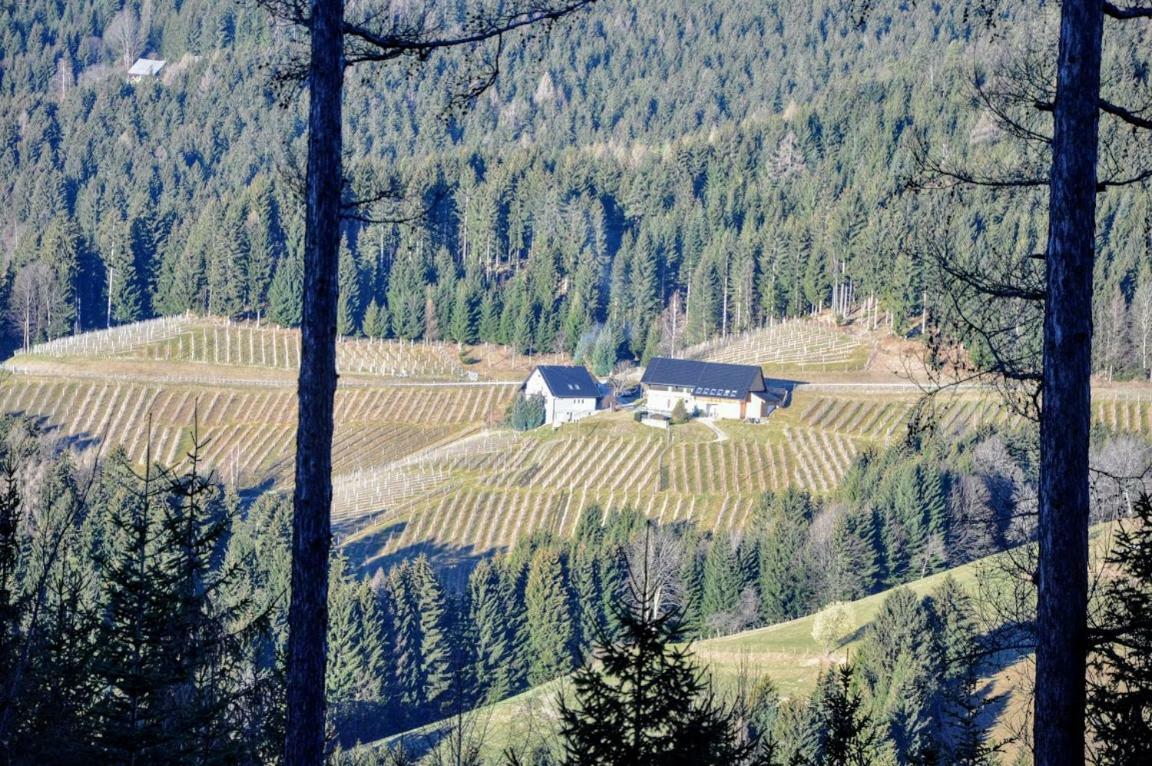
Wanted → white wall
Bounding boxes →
[525,369,598,425]
[645,386,748,420]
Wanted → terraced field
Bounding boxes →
[6,319,1152,577]
[17,315,566,382]
[0,375,515,486]
[341,409,871,570]
[684,318,869,370]
[340,386,1152,571]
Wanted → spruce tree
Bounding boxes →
[500,560,532,693]
[569,543,604,657]
[808,664,877,766]
[90,454,182,762]
[337,242,362,336]
[326,558,364,709]
[524,546,577,685]
[927,577,999,766]
[268,251,304,327]
[410,556,452,715]
[758,510,812,624]
[856,588,940,765]
[701,534,740,634]
[467,560,513,703]
[556,560,766,766]
[450,278,480,344]
[1087,494,1152,764]
[385,563,424,719]
[363,298,389,339]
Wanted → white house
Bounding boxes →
[640,357,783,421]
[524,365,601,426]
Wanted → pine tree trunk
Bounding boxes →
[1035,2,1102,763]
[285,0,344,763]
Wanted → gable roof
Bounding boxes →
[128,58,166,77]
[532,365,600,399]
[640,357,765,400]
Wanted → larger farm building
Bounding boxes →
[641,357,784,421]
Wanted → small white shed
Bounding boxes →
[524,365,601,426]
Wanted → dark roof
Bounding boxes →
[533,365,601,398]
[640,357,765,400]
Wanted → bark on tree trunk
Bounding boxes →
[1036,2,1102,764]
[285,0,344,763]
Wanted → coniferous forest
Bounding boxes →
[2,0,1152,764]
[3,1,1152,376]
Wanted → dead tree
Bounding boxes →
[256,2,598,763]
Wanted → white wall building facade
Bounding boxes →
[524,366,601,425]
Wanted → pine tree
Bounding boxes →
[524,546,576,685]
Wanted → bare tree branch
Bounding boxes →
[1103,2,1152,20]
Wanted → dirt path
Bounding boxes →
[698,417,729,443]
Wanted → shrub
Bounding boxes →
[506,393,546,431]
[811,601,854,656]
[670,399,689,425]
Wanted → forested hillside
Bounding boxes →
[4,0,1151,375]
